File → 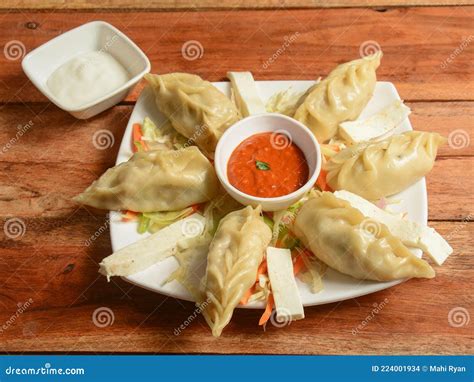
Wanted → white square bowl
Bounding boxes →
[22,21,151,119]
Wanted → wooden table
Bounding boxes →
[0,1,472,355]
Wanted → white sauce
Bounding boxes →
[47,51,130,109]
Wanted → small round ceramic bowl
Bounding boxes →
[214,113,321,211]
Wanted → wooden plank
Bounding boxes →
[0,7,472,103]
[0,103,471,220]
[0,220,471,354]
[407,101,474,157]
[1,0,473,10]
[426,157,473,220]
[1,156,465,220]
[0,102,472,160]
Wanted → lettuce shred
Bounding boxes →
[136,207,195,234]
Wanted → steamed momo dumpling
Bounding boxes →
[325,131,446,200]
[201,205,272,337]
[146,73,241,157]
[74,147,219,212]
[293,192,434,281]
[294,52,382,143]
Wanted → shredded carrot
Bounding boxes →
[292,254,306,275]
[256,260,267,281]
[132,123,148,152]
[259,295,274,326]
[315,169,332,191]
[240,260,268,305]
[122,210,139,222]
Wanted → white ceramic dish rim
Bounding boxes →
[214,113,322,204]
[21,20,151,112]
[110,80,428,309]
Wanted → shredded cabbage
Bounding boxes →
[266,87,305,116]
[141,117,188,150]
[247,274,271,303]
[320,144,339,158]
[328,137,347,150]
[164,235,211,300]
[266,79,321,116]
[140,207,195,233]
[296,251,327,294]
[269,192,314,247]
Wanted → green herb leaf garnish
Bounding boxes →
[255,160,271,171]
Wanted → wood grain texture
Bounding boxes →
[407,101,474,157]
[0,221,471,354]
[0,103,471,354]
[1,0,473,10]
[0,104,471,221]
[1,7,473,103]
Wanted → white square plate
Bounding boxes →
[109,81,427,309]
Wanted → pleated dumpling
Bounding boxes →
[325,131,446,200]
[74,147,219,212]
[201,206,272,337]
[146,73,241,157]
[294,52,382,143]
[293,192,435,281]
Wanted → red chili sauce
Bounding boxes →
[227,132,309,198]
